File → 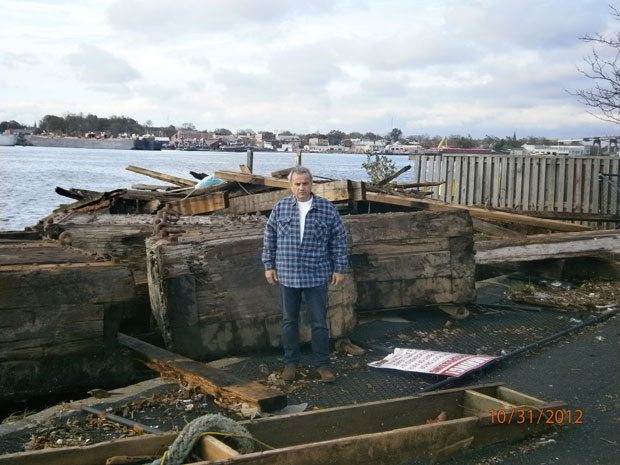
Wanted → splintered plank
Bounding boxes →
[0,433,178,465]
[475,229,620,264]
[215,171,366,201]
[222,180,359,214]
[165,192,229,215]
[126,165,196,187]
[0,241,93,265]
[215,170,291,189]
[117,333,287,412]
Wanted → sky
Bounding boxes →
[1,0,619,138]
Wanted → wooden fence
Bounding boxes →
[410,154,620,221]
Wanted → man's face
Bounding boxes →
[290,172,312,202]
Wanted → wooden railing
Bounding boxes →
[410,154,620,221]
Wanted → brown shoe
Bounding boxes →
[281,366,296,381]
[316,367,335,383]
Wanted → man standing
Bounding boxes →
[262,166,348,383]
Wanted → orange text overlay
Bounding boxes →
[489,409,583,425]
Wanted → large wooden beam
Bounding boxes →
[472,219,524,238]
[126,165,196,187]
[222,180,361,214]
[0,383,566,465]
[377,165,411,186]
[365,192,591,232]
[165,192,229,215]
[214,171,366,201]
[475,229,620,264]
[214,170,290,189]
[117,333,287,412]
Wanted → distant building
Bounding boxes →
[350,139,387,153]
[278,142,300,152]
[384,141,424,155]
[276,133,301,143]
[173,130,213,141]
[521,144,590,156]
[308,137,329,146]
[305,144,344,152]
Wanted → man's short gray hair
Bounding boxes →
[288,166,313,183]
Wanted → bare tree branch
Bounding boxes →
[569,5,620,125]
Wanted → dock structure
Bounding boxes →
[410,154,620,228]
[1,164,618,405]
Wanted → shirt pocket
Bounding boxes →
[312,219,329,241]
[277,216,293,236]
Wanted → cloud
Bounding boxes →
[64,44,141,84]
[3,52,40,69]
[446,0,608,50]
[105,0,337,38]
[1,0,617,138]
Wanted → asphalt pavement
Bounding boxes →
[442,313,620,465]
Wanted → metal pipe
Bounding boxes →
[420,307,618,393]
[81,405,165,435]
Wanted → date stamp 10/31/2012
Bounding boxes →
[489,408,583,425]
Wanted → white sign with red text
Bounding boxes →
[368,348,497,377]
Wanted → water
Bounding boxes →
[0,146,412,231]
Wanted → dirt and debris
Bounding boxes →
[23,415,140,451]
[505,279,619,311]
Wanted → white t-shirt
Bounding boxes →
[298,198,313,242]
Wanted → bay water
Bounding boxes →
[0,146,412,231]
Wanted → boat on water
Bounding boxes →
[0,133,17,146]
[25,135,162,150]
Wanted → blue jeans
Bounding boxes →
[279,284,330,369]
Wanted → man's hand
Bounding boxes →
[265,269,278,285]
[330,272,345,286]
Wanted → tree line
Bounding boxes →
[1,113,559,151]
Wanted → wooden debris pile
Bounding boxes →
[0,239,137,400]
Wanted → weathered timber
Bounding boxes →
[394,181,446,188]
[475,229,620,264]
[499,209,620,223]
[0,230,41,240]
[0,240,94,265]
[214,171,366,201]
[214,170,290,189]
[376,164,411,186]
[165,192,229,215]
[51,190,124,215]
[365,191,591,232]
[346,211,475,310]
[190,170,209,180]
[0,241,137,399]
[146,231,356,359]
[472,218,525,238]
[45,213,268,272]
[271,166,294,178]
[215,180,362,215]
[0,384,566,465]
[55,186,102,200]
[126,165,196,187]
[146,211,474,357]
[131,184,180,191]
[118,333,287,412]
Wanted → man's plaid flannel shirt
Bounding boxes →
[262,194,348,288]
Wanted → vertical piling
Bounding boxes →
[246,149,254,173]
